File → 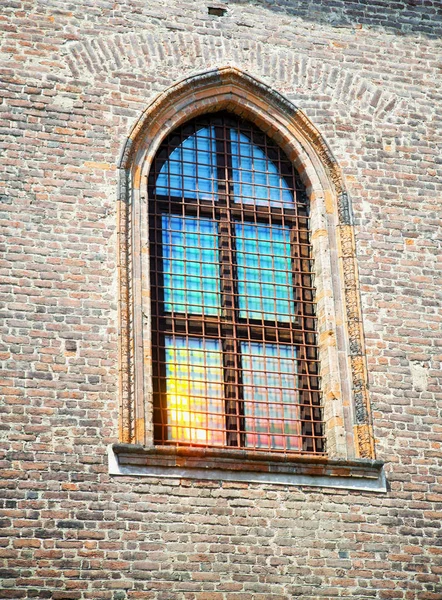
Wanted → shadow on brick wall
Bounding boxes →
[226,0,442,38]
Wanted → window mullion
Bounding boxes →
[215,122,244,448]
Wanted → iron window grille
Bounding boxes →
[148,112,325,455]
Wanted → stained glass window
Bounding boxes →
[149,113,324,454]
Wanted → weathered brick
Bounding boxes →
[1,1,442,599]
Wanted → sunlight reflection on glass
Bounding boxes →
[165,336,225,445]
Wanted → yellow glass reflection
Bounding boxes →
[167,377,207,443]
[165,340,225,446]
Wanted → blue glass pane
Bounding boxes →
[231,130,294,208]
[241,342,300,450]
[162,215,220,315]
[165,336,225,445]
[235,222,295,322]
[156,126,218,200]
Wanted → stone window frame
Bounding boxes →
[111,66,384,490]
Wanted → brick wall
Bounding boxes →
[1,1,441,598]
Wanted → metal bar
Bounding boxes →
[148,112,325,455]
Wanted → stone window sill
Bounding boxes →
[109,444,386,492]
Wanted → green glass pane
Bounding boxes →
[235,222,295,322]
[163,215,220,315]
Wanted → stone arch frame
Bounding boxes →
[118,65,375,460]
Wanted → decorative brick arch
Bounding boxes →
[118,66,374,460]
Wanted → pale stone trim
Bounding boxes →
[108,446,386,492]
[118,66,374,460]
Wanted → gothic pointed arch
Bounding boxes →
[117,66,374,460]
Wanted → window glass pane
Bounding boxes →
[162,215,220,315]
[165,336,225,445]
[151,113,323,454]
[231,130,294,208]
[156,126,218,200]
[241,342,300,451]
[235,222,295,322]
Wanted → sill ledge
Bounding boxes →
[109,444,386,492]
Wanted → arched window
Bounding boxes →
[148,112,324,455]
[113,69,381,489]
